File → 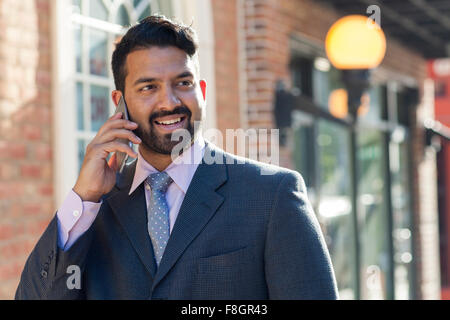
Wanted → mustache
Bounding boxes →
[149,106,191,123]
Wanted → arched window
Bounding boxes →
[69,0,172,172]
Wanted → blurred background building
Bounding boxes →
[0,0,449,299]
[428,57,450,299]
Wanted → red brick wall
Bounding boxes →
[0,0,54,299]
[211,0,241,133]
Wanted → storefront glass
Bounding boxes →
[390,137,413,299]
[316,119,356,299]
[357,129,390,299]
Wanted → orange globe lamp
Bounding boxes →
[325,15,386,70]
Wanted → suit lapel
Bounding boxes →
[151,143,227,290]
[106,160,157,278]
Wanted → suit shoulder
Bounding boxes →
[217,146,305,186]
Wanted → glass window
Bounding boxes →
[89,29,109,77]
[74,26,82,73]
[90,85,110,132]
[76,82,84,130]
[359,85,383,122]
[72,0,81,12]
[390,138,413,299]
[138,4,151,21]
[78,139,87,173]
[316,119,356,299]
[292,110,315,190]
[290,57,312,97]
[396,87,416,127]
[116,5,131,26]
[357,129,390,299]
[89,0,108,21]
[312,62,342,111]
[312,67,329,108]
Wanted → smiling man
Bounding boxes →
[15,15,338,300]
[117,47,202,160]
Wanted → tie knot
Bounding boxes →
[146,171,173,193]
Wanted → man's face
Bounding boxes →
[120,46,205,155]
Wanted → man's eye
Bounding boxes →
[178,80,193,86]
[141,85,156,91]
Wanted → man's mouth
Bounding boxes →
[153,114,188,131]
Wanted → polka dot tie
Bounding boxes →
[146,171,173,266]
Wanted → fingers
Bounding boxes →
[103,141,137,158]
[89,140,137,159]
[88,112,141,159]
[98,112,138,136]
[97,128,142,145]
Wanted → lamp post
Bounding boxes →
[325,15,386,299]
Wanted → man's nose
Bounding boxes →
[157,86,182,111]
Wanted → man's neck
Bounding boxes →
[138,140,196,172]
[138,145,174,172]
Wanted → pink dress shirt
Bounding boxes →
[56,137,206,251]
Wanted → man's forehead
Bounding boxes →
[125,47,197,80]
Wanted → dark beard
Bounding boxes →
[133,106,195,155]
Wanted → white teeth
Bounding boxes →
[157,117,182,125]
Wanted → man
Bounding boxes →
[15,15,338,300]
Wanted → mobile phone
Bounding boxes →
[114,96,134,173]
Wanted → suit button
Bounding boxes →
[40,270,48,278]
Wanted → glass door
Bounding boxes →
[390,136,413,299]
[357,128,391,299]
[316,119,356,299]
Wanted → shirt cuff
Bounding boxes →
[56,189,102,250]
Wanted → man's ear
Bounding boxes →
[199,79,206,101]
[111,90,122,107]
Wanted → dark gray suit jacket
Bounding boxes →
[15,142,338,299]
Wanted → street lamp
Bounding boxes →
[326,15,386,121]
[325,14,386,299]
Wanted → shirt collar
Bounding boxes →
[128,135,205,195]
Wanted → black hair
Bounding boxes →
[111,14,199,93]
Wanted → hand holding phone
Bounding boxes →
[73,96,141,202]
[114,97,134,173]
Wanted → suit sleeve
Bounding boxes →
[15,213,94,300]
[264,171,339,299]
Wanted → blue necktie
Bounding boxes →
[146,171,173,266]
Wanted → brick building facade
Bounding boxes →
[0,0,442,299]
[0,0,54,298]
